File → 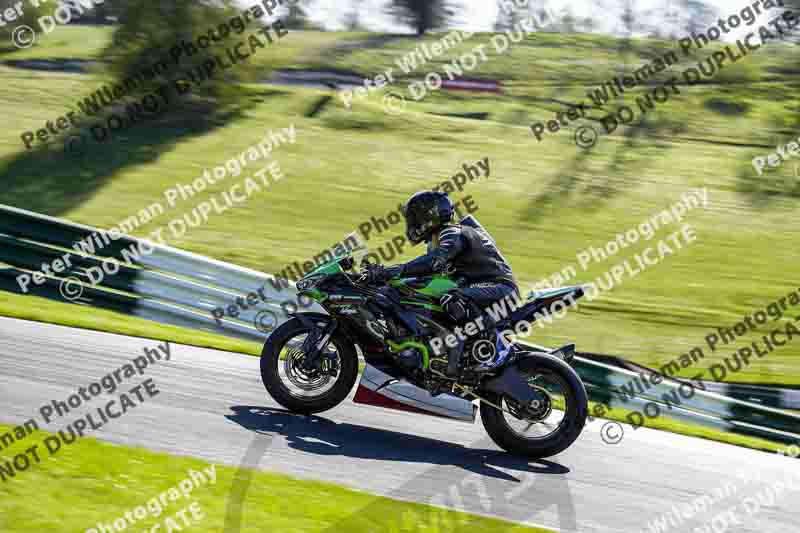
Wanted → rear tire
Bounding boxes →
[479,354,588,458]
[261,317,359,415]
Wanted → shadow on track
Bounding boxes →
[223,405,580,532]
[226,405,570,482]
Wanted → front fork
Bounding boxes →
[293,314,338,371]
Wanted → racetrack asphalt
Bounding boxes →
[1,317,798,533]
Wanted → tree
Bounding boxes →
[639,1,720,41]
[555,6,579,33]
[679,0,719,36]
[387,0,455,36]
[283,0,309,29]
[103,0,250,107]
[619,0,635,38]
[94,3,108,23]
[343,1,361,31]
[579,16,598,34]
[494,0,522,31]
[785,0,800,45]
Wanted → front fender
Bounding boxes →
[289,312,332,330]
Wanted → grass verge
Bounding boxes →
[0,424,554,533]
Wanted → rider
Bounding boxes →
[365,190,520,377]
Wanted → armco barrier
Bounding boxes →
[0,204,323,343]
[582,381,800,442]
[1,204,799,444]
[0,265,266,342]
[521,342,800,442]
[570,355,800,442]
[699,382,800,410]
[579,350,800,410]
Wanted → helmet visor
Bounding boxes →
[404,210,425,244]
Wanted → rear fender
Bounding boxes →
[482,351,577,405]
[514,351,572,373]
[481,364,538,405]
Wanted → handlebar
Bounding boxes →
[357,261,382,286]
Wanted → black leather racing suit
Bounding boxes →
[387,222,519,374]
[399,223,519,312]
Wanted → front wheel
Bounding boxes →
[261,316,359,415]
[479,353,588,458]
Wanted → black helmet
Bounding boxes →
[402,191,454,245]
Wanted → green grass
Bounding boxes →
[0,424,554,533]
[0,291,263,356]
[0,27,799,389]
[1,25,114,60]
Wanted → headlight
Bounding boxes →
[297,277,319,291]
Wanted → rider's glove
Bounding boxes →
[365,264,404,285]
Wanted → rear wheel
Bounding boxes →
[479,353,587,457]
[260,316,359,415]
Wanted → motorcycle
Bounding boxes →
[260,247,588,457]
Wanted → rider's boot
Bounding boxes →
[468,304,513,373]
[445,337,464,378]
[442,299,496,377]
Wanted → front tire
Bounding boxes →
[261,316,359,415]
[479,353,588,458]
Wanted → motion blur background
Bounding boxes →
[0,0,798,383]
[1,1,799,532]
